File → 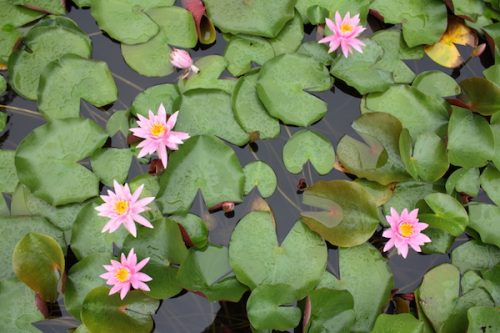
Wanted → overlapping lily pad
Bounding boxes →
[305,288,355,333]
[13,0,66,15]
[243,161,277,198]
[224,36,275,76]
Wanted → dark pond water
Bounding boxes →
[0,3,493,333]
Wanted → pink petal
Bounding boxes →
[135,257,150,272]
[166,111,179,130]
[119,283,130,300]
[131,184,144,202]
[383,238,395,252]
[134,214,153,228]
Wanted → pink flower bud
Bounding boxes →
[170,48,199,74]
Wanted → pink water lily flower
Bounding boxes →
[319,11,366,57]
[383,208,431,258]
[170,48,199,78]
[129,104,190,168]
[95,180,155,237]
[100,248,152,300]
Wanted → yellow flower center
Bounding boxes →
[150,123,166,137]
[340,23,353,33]
[115,267,130,282]
[398,222,414,238]
[114,200,129,215]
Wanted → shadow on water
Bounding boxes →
[1,3,491,333]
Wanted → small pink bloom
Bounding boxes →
[95,180,155,237]
[129,104,190,169]
[100,248,152,300]
[170,48,199,77]
[382,208,431,258]
[318,11,366,57]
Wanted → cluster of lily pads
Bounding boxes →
[1,0,500,332]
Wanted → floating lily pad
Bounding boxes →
[204,0,296,38]
[467,306,500,333]
[492,114,500,170]
[295,0,372,25]
[338,243,393,333]
[64,253,111,320]
[0,24,22,65]
[383,180,443,216]
[460,77,500,116]
[246,284,301,331]
[123,218,188,299]
[81,287,159,333]
[468,203,500,247]
[157,135,244,214]
[480,166,500,205]
[13,232,65,302]
[452,240,500,273]
[412,70,461,98]
[15,118,107,205]
[38,54,117,120]
[232,71,280,140]
[90,148,133,187]
[484,64,500,86]
[447,106,494,168]
[446,167,480,197]
[0,150,18,193]
[8,16,91,100]
[371,314,424,333]
[283,129,335,175]
[297,41,332,66]
[179,55,235,94]
[301,180,379,247]
[370,0,447,47]
[0,0,44,27]
[305,288,355,333]
[130,84,180,117]
[224,36,274,76]
[229,211,327,298]
[73,0,90,8]
[337,112,409,185]
[170,213,208,249]
[354,179,394,207]
[256,53,332,127]
[106,110,130,137]
[0,278,44,333]
[421,227,455,254]
[269,14,303,56]
[450,0,485,21]
[243,161,277,198]
[13,0,66,15]
[420,193,468,236]
[90,0,174,44]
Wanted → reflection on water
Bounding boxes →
[0,3,491,333]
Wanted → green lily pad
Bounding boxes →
[176,89,249,146]
[232,71,280,140]
[370,0,447,47]
[256,53,332,127]
[106,110,130,137]
[90,148,133,187]
[13,232,65,302]
[81,287,159,333]
[399,130,449,182]
[147,6,197,48]
[224,36,275,76]
[73,0,90,7]
[421,227,455,254]
[480,166,500,205]
[371,314,424,333]
[229,211,327,298]
[0,278,44,333]
[157,135,244,214]
[468,203,500,247]
[0,150,18,193]
[446,167,481,197]
[0,196,8,216]
[337,112,409,185]
[467,306,500,333]
[484,64,500,86]
[297,41,332,66]
[170,213,208,250]
[305,288,355,333]
[283,129,335,175]
[0,0,44,27]
[363,85,449,139]
[302,180,379,247]
[129,173,160,198]
[269,14,303,56]
[452,240,500,273]
[419,192,468,236]
[295,0,372,24]
[179,55,236,94]
[412,70,461,98]
[90,0,174,44]
[383,180,444,216]
[338,243,394,333]
[64,253,111,320]
[204,0,296,38]
[492,114,500,170]
[0,24,22,65]
[0,215,64,280]
[15,118,107,206]
[450,0,485,21]
[354,179,394,207]
[418,264,460,333]
[38,54,117,120]
[130,83,180,117]
[8,16,91,100]
[243,161,277,198]
[177,245,248,302]
[460,77,500,116]
[122,218,188,299]
[246,284,302,331]
[447,106,494,168]
[13,0,66,15]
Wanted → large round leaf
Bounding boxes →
[460,77,500,116]
[13,0,66,14]
[90,0,174,44]
[337,112,409,185]
[412,70,461,98]
[480,166,500,205]
[0,25,22,66]
[419,193,469,237]
[178,55,235,94]
[305,288,355,333]
[338,243,394,333]
[38,54,117,120]
[446,167,480,197]
[176,89,249,146]
[301,180,379,247]
[204,0,296,38]
[295,0,371,25]
[451,240,500,274]
[0,0,44,27]
[8,16,91,100]
[81,287,159,333]
[229,211,327,298]
[243,161,277,198]
[0,150,19,193]
[170,213,208,250]
[468,203,500,248]
[90,148,133,187]
[15,118,107,205]
[269,14,304,56]
[130,83,180,117]
[467,306,500,333]
[157,135,244,214]
[256,53,332,127]
[13,232,65,302]
[370,314,424,333]
[224,36,275,76]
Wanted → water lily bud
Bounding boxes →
[170,48,199,74]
